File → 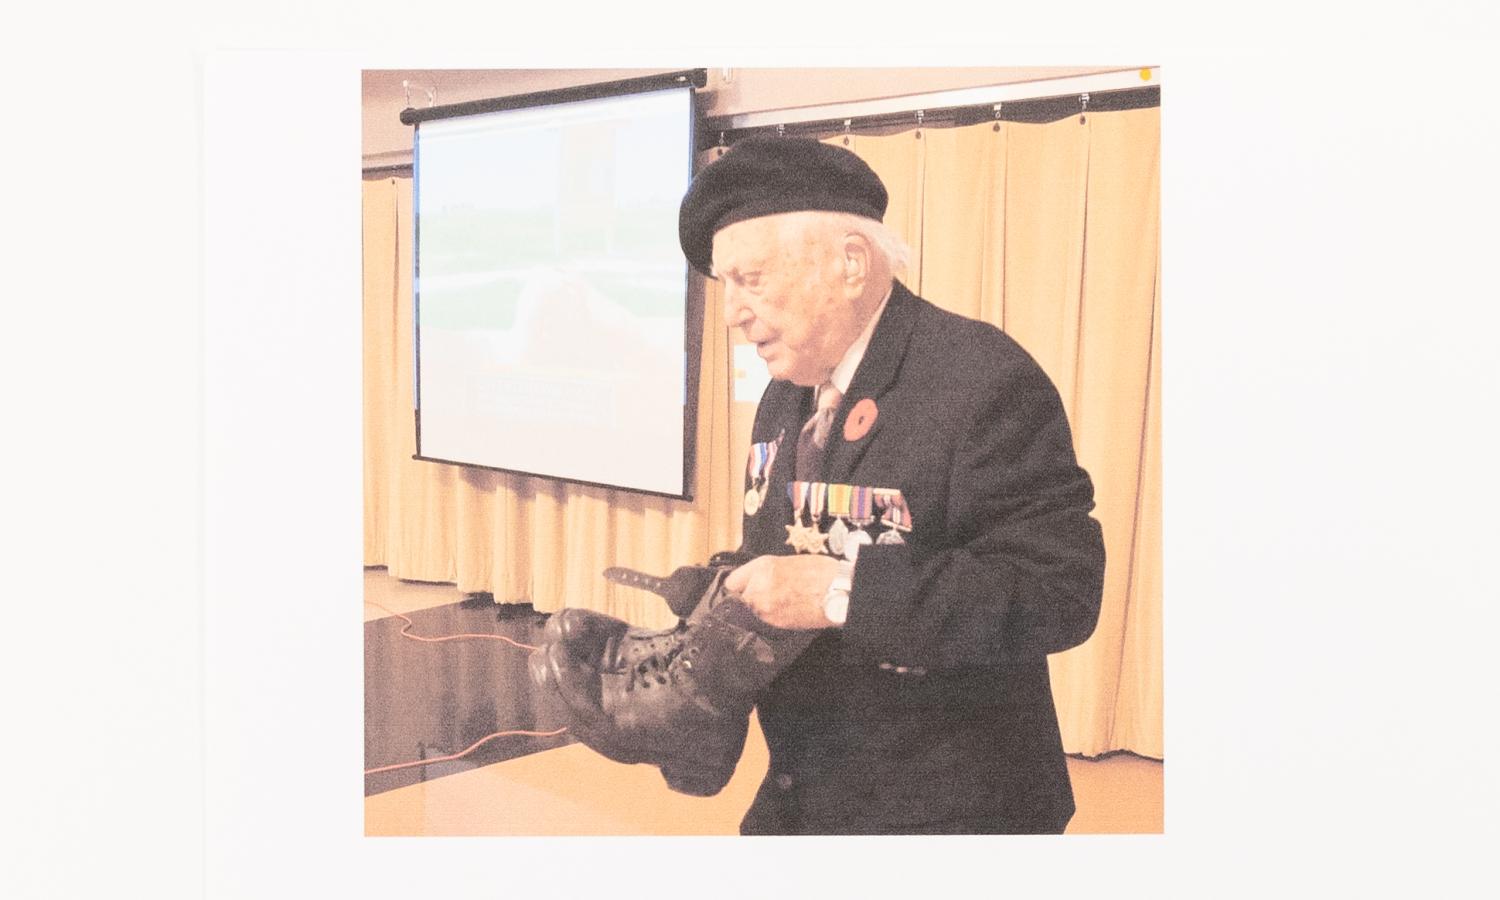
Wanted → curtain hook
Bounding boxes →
[993,102,1002,132]
[915,109,924,138]
[717,131,726,157]
[776,123,785,138]
[1079,92,1089,124]
[843,118,852,146]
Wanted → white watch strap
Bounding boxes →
[824,560,854,625]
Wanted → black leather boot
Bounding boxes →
[528,568,816,797]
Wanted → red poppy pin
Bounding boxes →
[844,398,878,441]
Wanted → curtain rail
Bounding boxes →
[707,67,1157,131]
[702,83,1159,151]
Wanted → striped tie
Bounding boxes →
[795,384,843,481]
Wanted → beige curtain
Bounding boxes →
[362,107,1162,758]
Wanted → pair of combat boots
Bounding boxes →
[527,553,814,797]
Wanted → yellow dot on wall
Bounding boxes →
[1140,68,1153,81]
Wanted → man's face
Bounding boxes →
[711,214,862,387]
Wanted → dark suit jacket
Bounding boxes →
[735,281,1106,835]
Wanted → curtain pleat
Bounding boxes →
[999,117,1091,419]
[387,179,459,582]
[362,106,1162,756]
[1113,264,1163,758]
[452,467,498,593]
[915,124,1003,318]
[362,177,398,566]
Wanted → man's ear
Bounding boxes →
[841,233,872,297]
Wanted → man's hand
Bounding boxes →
[723,554,843,630]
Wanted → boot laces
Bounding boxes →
[625,623,690,690]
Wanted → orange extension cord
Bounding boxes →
[364,600,568,776]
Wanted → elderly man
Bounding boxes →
[532,137,1105,835]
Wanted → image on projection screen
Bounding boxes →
[414,87,694,497]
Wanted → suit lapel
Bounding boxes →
[819,281,919,482]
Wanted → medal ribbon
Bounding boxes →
[809,482,828,524]
[827,483,853,520]
[851,485,872,525]
[787,481,812,521]
[748,433,783,481]
[882,490,910,530]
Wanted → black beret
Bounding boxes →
[678,137,889,277]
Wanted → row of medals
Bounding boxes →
[745,476,908,560]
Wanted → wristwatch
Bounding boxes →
[822,562,854,626]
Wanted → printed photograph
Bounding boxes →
[360,66,1163,836]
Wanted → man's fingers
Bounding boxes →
[723,561,754,595]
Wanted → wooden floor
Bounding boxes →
[364,568,1163,835]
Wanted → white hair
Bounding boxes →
[777,210,912,277]
[836,212,912,276]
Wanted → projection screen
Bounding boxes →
[413,84,697,498]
